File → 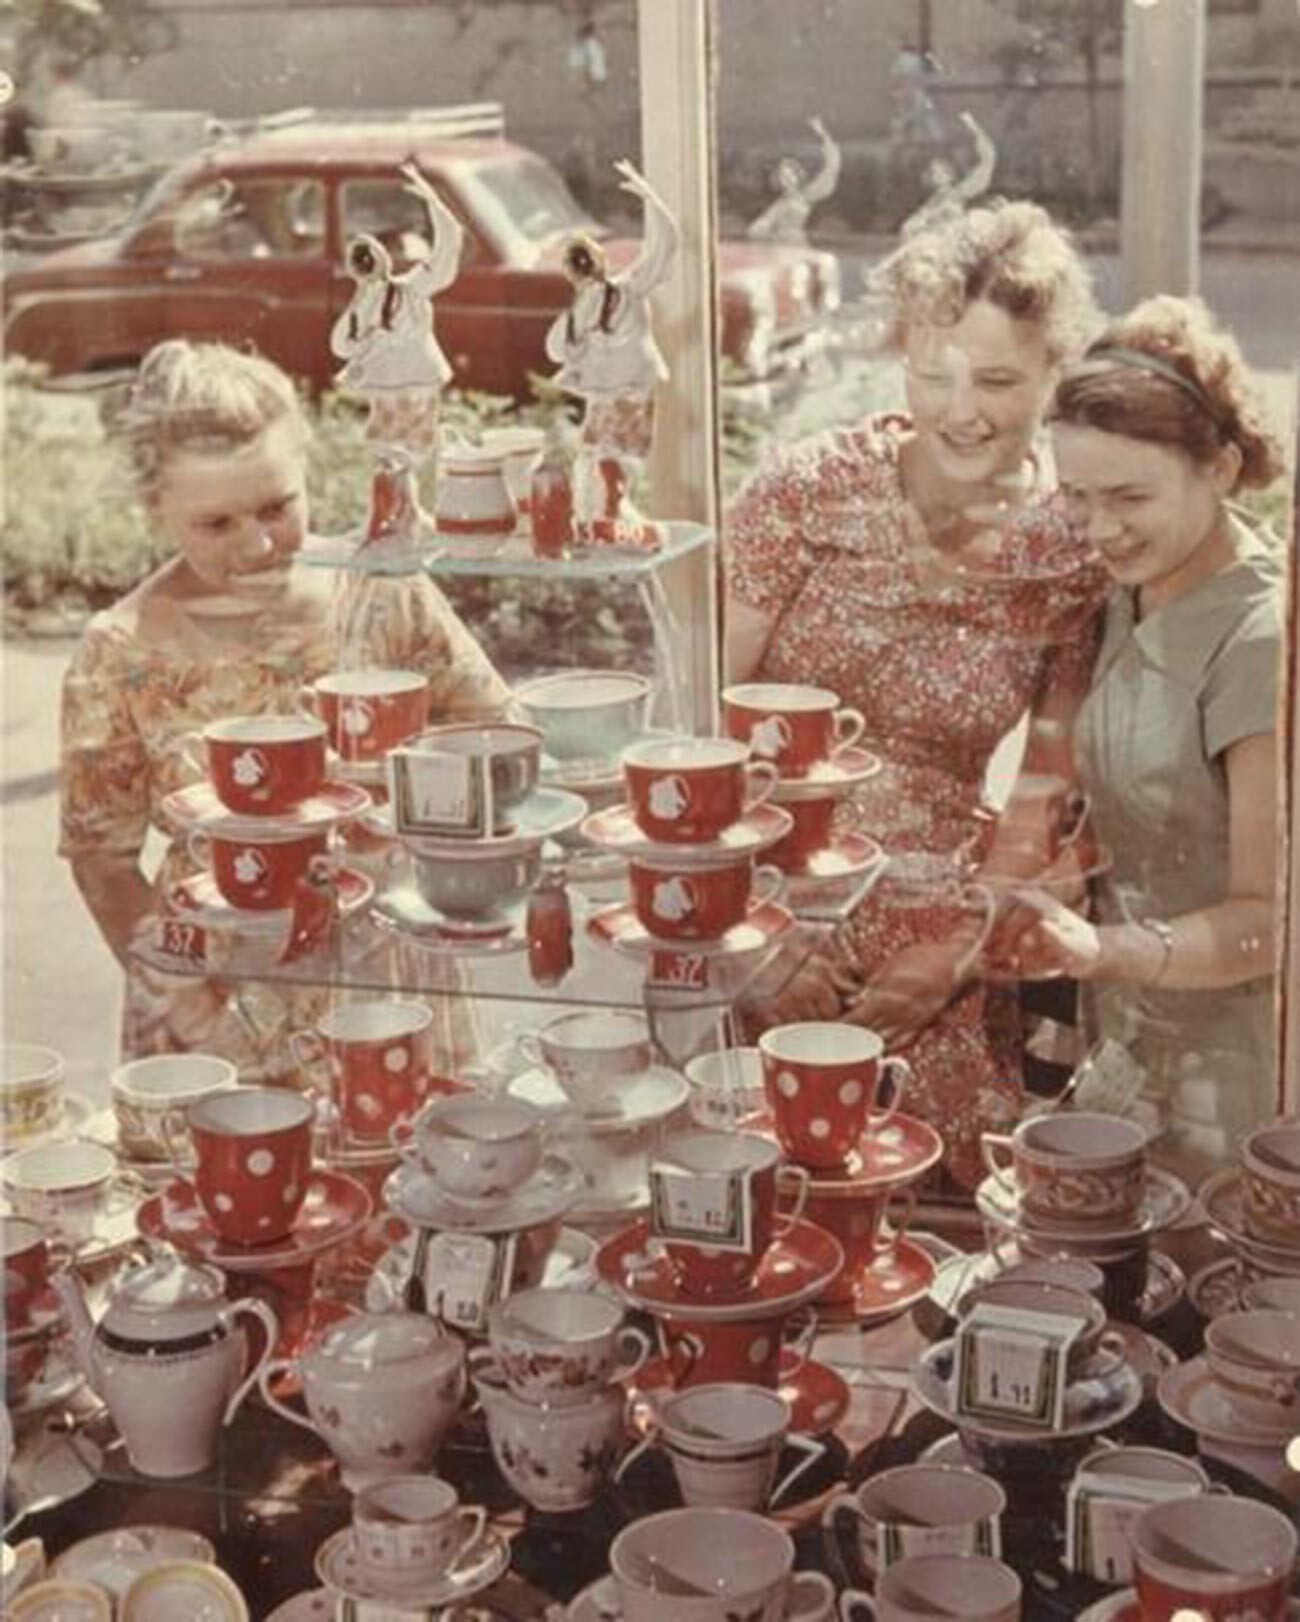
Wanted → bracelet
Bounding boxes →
[1138,917,1174,986]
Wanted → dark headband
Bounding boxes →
[1081,345,1225,431]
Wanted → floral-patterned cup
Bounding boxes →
[981,1112,1147,1228]
[475,1371,625,1512]
[1240,1117,1300,1245]
[469,1287,650,1407]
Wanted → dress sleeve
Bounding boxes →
[58,621,151,861]
[1203,594,1282,760]
[725,446,816,619]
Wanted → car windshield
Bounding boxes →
[469,156,599,248]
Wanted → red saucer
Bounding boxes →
[587,899,795,963]
[810,1115,945,1191]
[169,865,374,929]
[266,1296,358,1397]
[161,779,372,835]
[819,1235,937,1325]
[768,746,881,803]
[580,802,793,865]
[629,1350,850,1437]
[596,1218,843,1321]
[137,1170,372,1270]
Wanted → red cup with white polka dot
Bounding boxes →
[183,1087,316,1245]
[655,1304,818,1390]
[759,1023,909,1171]
[290,1000,441,1143]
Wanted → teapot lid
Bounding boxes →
[309,1310,449,1370]
[101,1256,227,1342]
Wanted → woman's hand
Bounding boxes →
[839,939,967,1048]
[982,888,1103,982]
[766,949,860,1025]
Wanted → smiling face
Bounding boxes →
[903,298,1056,491]
[150,416,309,598]
[1052,423,1238,608]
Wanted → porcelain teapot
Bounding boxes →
[54,1255,277,1478]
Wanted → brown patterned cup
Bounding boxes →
[981,1112,1147,1228]
[1240,1117,1300,1245]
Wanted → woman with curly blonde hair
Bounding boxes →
[726,199,1108,1190]
[988,296,1286,1179]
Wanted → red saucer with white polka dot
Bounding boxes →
[595,1217,843,1322]
[137,1170,371,1270]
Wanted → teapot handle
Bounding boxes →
[221,1297,281,1426]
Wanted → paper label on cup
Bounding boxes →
[954,1303,1083,1430]
[648,1164,753,1252]
[389,749,493,838]
[1065,1476,1200,1583]
[422,1231,515,1333]
[879,1519,999,1568]
[156,916,207,967]
[647,948,709,992]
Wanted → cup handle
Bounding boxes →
[750,863,786,910]
[453,1505,487,1567]
[466,1346,502,1383]
[839,1590,878,1622]
[981,1133,1018,1195]
[613,1426,658,1486]
[1058,789,1093,850]
[160,1110,196,1178]
[296,683,319,723]
[783,1305,818,1375]
[255,1356,317,1433]
[832,708,866,752]
[389,1118,420,1160]
[611,1323,652,1384]
[289,1029,328,1082]
[515,1032,546,1072]
[785,1572,836,1622]
[954,881,998,980]
[874,1185,918,1254]
[742,760,780,812]
[222,1297,282,1425]
[769,1430,826,1508]
[1088,1329,1129,1379]
[869,1056,910,1129]
[774,1165,810,1233]
[175,729,206,778]
[186,830,211,868]
[822,1494,871,1592]
[655,1322,702,1384]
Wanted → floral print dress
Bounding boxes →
[60,562,511,1085]
[727,413,1107,1187]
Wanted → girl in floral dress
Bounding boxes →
[726,201,1108,1189]
[60,340,510,1085]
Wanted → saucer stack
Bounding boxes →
[1197,1115,1300,1311]
[504,1010,688,1229]
[160,713,372,969]
[722,681,886,917]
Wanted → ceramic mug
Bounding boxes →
[516,1009,653,1114]
[290,999,439,1142]
[803,1182,916,1307]
[622,737,778,845]
[628,859,784,943]
[179,1087,315,1245]
[766,794,838,873]
[1130,1495,1298,1621]
[188,828,332,912]
[617,1382,825,1513]
[760,1022,909,1169]
[192,714,327,816]
[824,1464,1006,1582]
[2,1140,117,1245]
[475,1371,625,1512]
[722,682,865,778]
[301,669,430,762]
[110,1053,238,1163]
[469,1287,650,1407]
[840,1553,1021,1622]
[1240,1117,1300,1244]
[655,1305,818,1391]
[398,1094,544,1201]
[649,1129,809,1297]
[981,1111,1148,1228]
[1203,1309,1300,1422]
[610,1508,835,1622]
[352,1475,486,1586]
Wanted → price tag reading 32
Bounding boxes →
[649,1164,752,1253]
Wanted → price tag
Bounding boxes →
[421,1230,515,1334]
[649,1164,752,1252]
[954,1303,1082,1430]
[388,748,493,839]
[157,916,207,967]
[648,948,708,991]
[878,1518,999,1569]
[1065,1472,1202,1582]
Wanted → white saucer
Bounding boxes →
[371,785,587,856]
[767,745,882,803]
[580,801,794,865]
[51,1528,216,1600]
[314,1525,509,1607]
[385,1153,583,1234]
[567,1575,824,1622]
[265,1594,332,1622]
[587,899,796,977]
[1,1092,93,1155]
[506,1065,689,1133]
[780,833,889,920]
[1157,1353,1300,1444]
[370,884,529,954]
[975,1165,1191,1244]
[5,1430,102,1525]
[913,1338,1144,1444]
[366,1223,599,1311]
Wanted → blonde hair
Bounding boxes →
[1050,296,1284,491]
[870,199,1099,366]
[108,340,307,497]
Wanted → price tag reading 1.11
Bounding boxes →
[649,1165,752,1253]
[954,1303,1080,1431]
[422,1231,515,1333]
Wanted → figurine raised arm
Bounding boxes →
[545,158,680,544]
[747,117,842,245]
[901,112,997,239]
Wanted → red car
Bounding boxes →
[2,109,839,397]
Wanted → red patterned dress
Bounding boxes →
[727,413,1106,1187]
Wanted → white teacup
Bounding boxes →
[824,1464,1006,1580]
[401,1094,544,1201]
[841,1554,1022,1622]
[110,1053,238,1162]
[1241,1275,1300,1313]
[517,1010,653,1113]
[476,1373,626,1513]
[352,1475,486,1586]
[469,1287,650,1407]
[610,1508,834,1622]
[1204,1309,1300,1422]
[617,1382,825,1513]
[683,1047,768,1131]
[2,1140,116,1243]
[512,669,652,764]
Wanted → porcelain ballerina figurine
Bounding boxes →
[747,117,842,246]
[900,111,996,239]
[545,158,679,545]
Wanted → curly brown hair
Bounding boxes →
[869,198,1099,366]
[1049,295,1284,492]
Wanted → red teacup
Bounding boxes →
[651,1130,809,1298]
[655,1306,817,1390]
[291,999,443,1142]
[183,1087,316,1246]
[4,1217,50,1327]
[759,1023,909,1169]
[765,796,837,874]
[302,670,430,763]
[191,829,331,912]
[622,738,777,845]
[722,684,864,779]
[628,859,783,943]
[1131,1496,1297,1621]
[199,716,327,816]
[803,1182,916,1306]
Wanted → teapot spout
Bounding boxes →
[51,1269,96,1383]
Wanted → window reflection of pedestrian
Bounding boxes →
[747,118,842,246]
[888,41,943,147]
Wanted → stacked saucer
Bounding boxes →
[1196,1115,1300,1314]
